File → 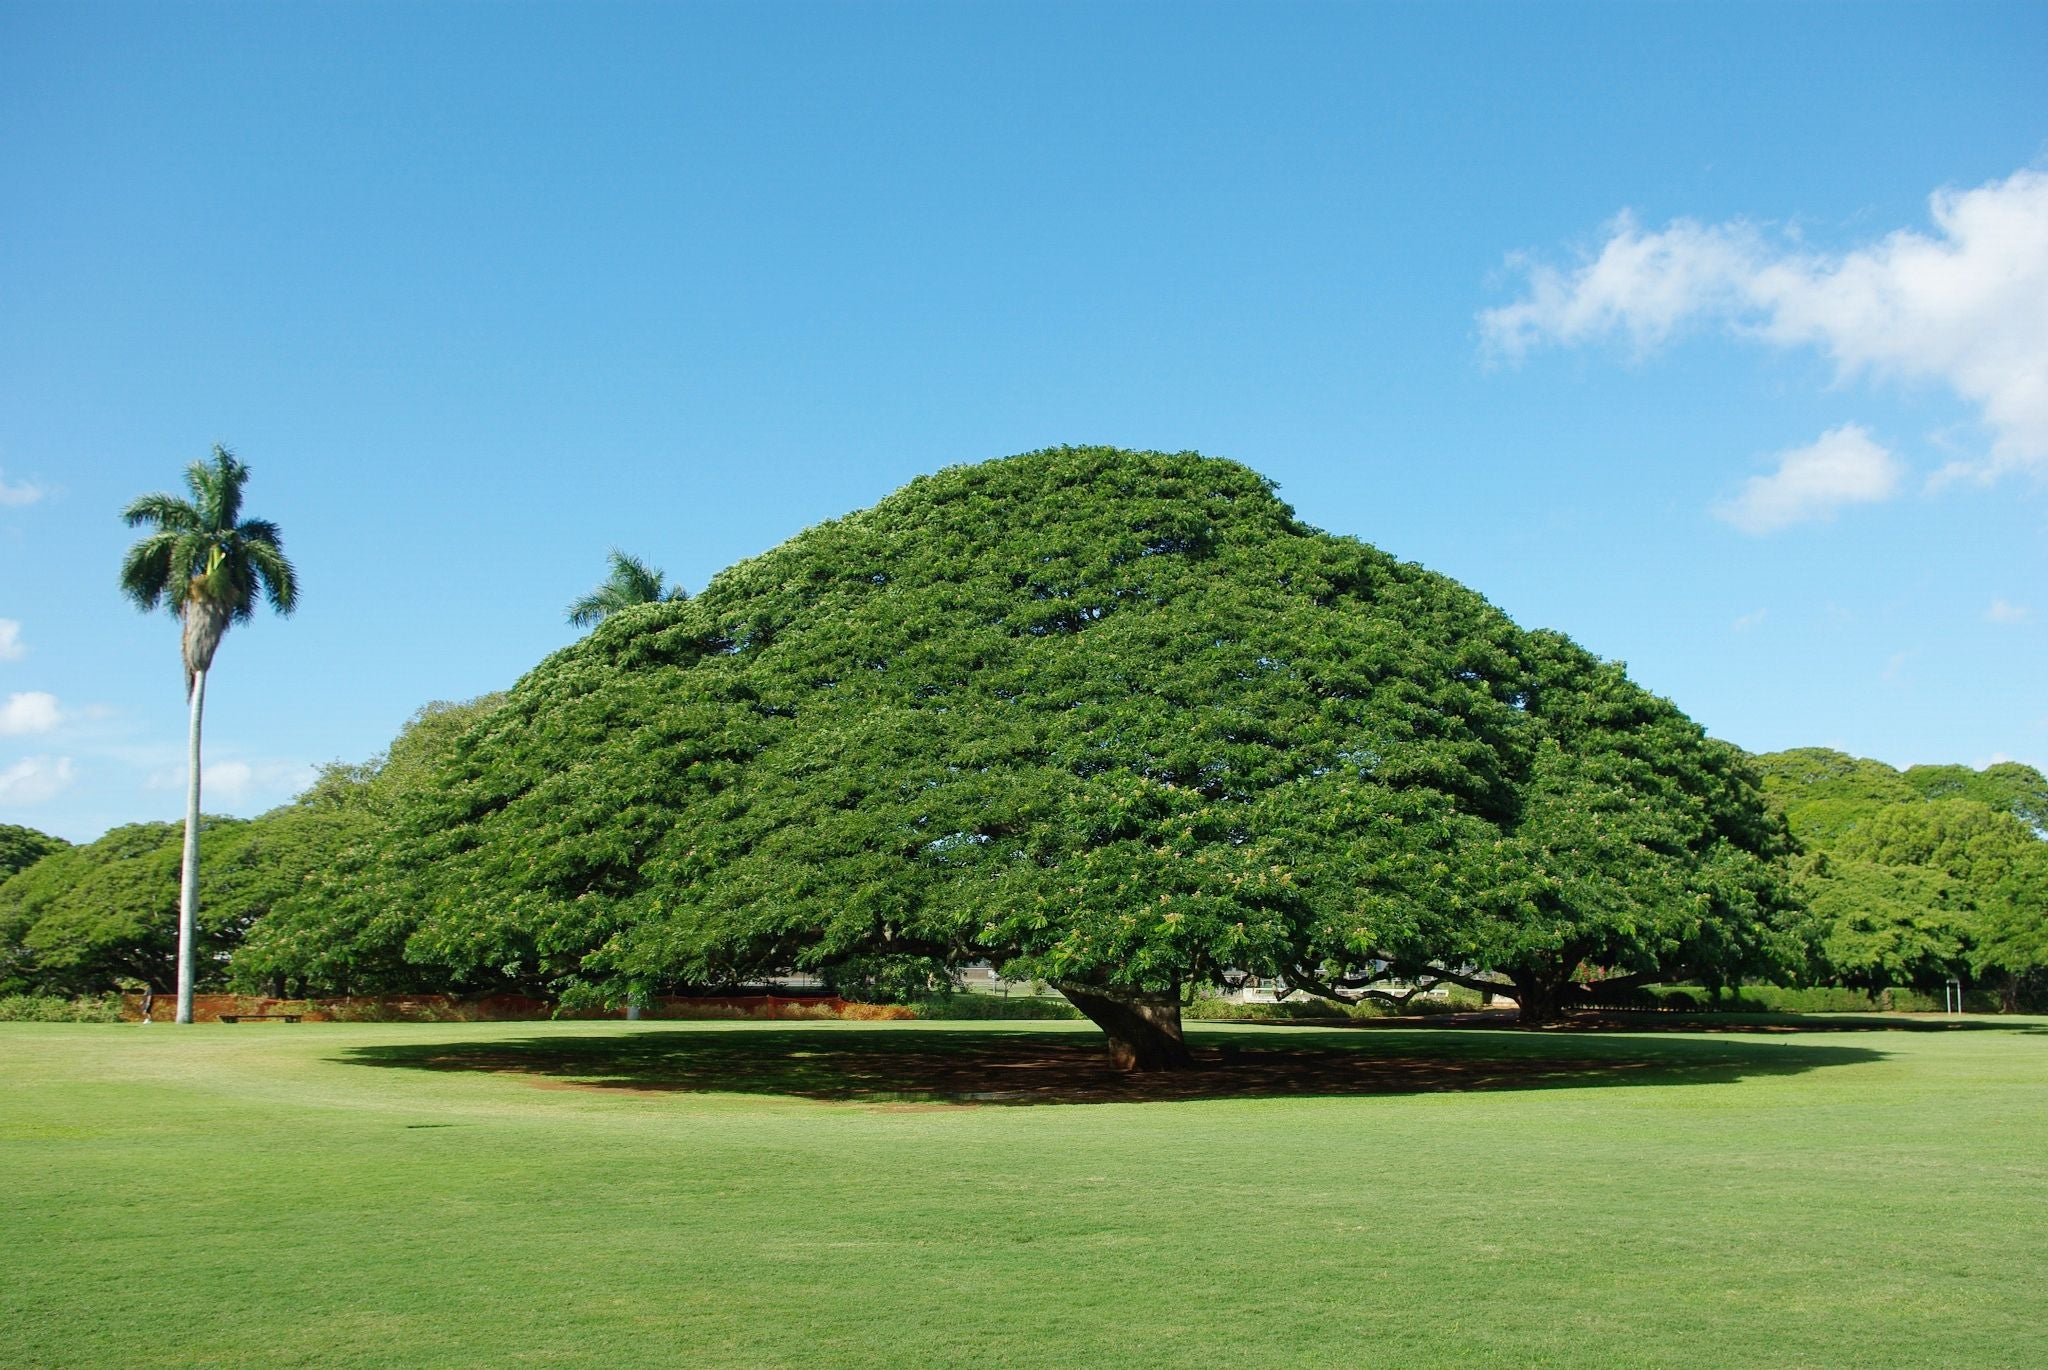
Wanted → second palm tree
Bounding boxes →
[567,549,687,628]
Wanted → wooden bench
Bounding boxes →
[217,1014,302,1024]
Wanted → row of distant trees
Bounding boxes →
[0,695,504,1005]
[99,445,678,1022]
[1752,750,2048,1011]
[6,735,2041,1013]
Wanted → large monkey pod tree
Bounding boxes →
[378,447,1793,1068]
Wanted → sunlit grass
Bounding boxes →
[5,1016,2045,1368]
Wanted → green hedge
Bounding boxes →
[1645,985,1953,1014]
[0,994,123,1023]
[1186,997,1357,1022]
[908,994,1081,1020]
[1187,989,1493,1023]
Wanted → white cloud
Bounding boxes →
[0,468,45,507]
[0,690,62,736]
[1732,608,1768,632]
[1483,167,2048,481]
[206,760,258,799]
[1987,598,2032,623]
[1486,213,1764,357]
[145,756,319,804]
[0,620,22,661]
[1713,425,1904,534]
[207,758,320,803]
[0,756,73,805]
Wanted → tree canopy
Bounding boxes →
[322,447,1794,1064]
[0,824,67,881]
[1901,762,2048,834]
[0,819,265,996]
[0,696,511,1001]
[1360,629,1796,1021]
[232,694,508,996]
[1753,748,2048,1007]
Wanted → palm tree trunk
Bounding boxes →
[176,668,206,1025]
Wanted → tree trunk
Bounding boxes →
[1512,975,1563,1027]
[1996,972,2019,1015]
[1056,983,1196,1071]
[176,668,206,1025]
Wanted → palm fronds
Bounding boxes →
[118,445,297,679]
[567,549,685,628]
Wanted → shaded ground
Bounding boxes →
[339,1023,1884,1105]
[1552,1010,2048,1035]
[1298,1008,2048,1035]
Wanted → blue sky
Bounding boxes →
[3,1,2045,842]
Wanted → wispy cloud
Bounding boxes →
[207,758,320,804]
[1987,598,2032,623]
[0,620,22,662]
[144,756,319,805]
[0,756,73,805]
[0,690,62,736]
[1732,608,1768,632]
[1483,167,2048,483]
[0,468,46,508]
[1713,425,1904,534]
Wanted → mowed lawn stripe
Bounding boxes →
[4,1019,2044,1368]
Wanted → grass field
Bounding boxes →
[5,1016,2045,1369]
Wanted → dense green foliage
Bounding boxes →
[0,698,504,999]
[1648,984,1950,1014]
[1753,748,2048,1008]
[1902,761,2048,832]
[0,993,123,1022]
[0,823,67,880]
[906,993,1083,1020]
[231,695,508,995]
[288,447,1794,1033]
[1184,994,1360,1021]
[1354,628,1796,1018]
[0,819,264,995]
[1747,748,1920,842]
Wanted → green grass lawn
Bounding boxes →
[5,1017,2045,1369]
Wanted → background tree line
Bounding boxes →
[1753,749,2048,1011]
[9,727,2040,1013]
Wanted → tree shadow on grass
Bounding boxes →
[336,1025,1885,1107]
[1553,1012,2048,1035]
[1289,1010,2048,1036]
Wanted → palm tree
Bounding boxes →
[566,549,687,628]
[119,446,297,1024]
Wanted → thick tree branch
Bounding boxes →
[1285,962,1454,1008]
